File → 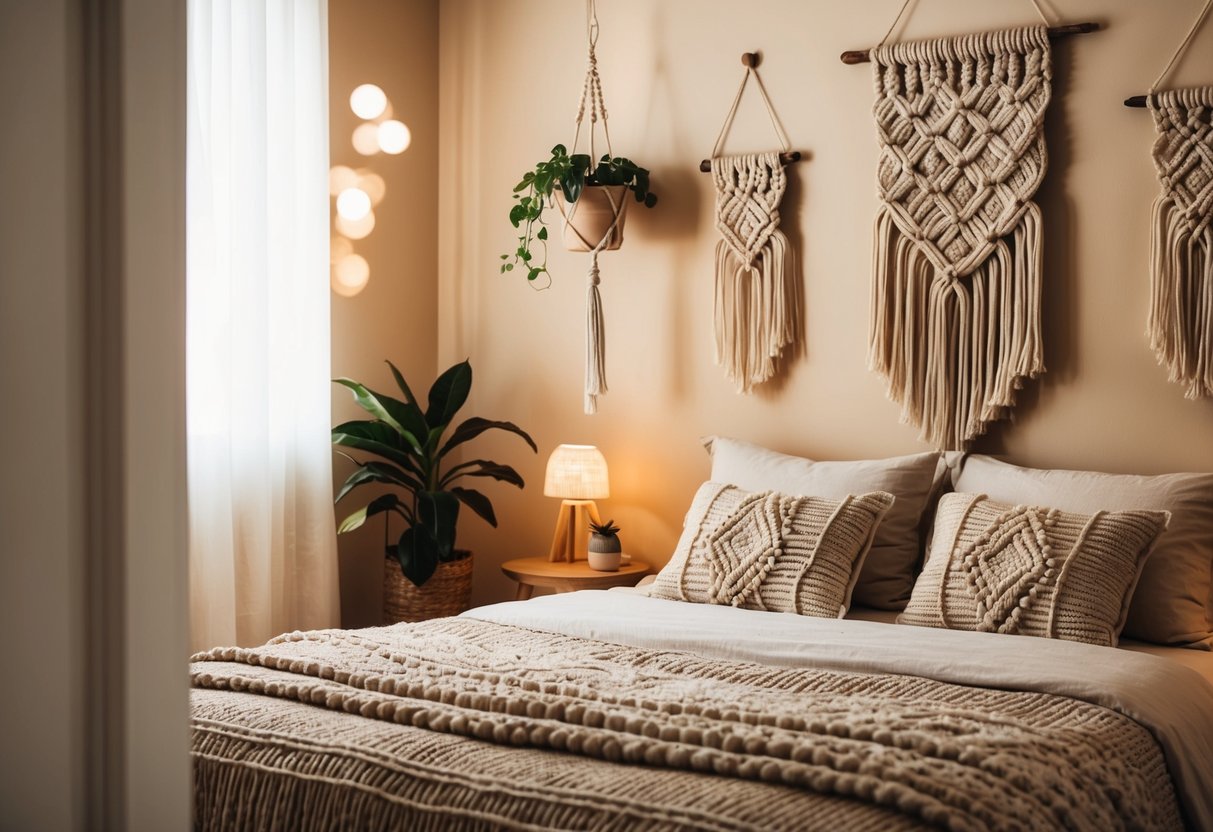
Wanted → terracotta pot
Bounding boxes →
[588,550,621,572]
[556,184,629,252]
[383,549,472,624]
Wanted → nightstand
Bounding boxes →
[501,556,651,600]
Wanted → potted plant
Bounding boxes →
[332,359,536,622]
[500,144,658,284]
[588,519,622,572]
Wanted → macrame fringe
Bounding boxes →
[1149,196,1213,399]
[584,253,608,414]
[714,229,793,393]
[869,203,1045,450]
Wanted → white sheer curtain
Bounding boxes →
[186,0,339,651]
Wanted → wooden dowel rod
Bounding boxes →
[699,151,801,173]
[840,21,1100,64]
[1124,95,1148,108]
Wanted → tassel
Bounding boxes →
[584,254,607,414]
[713,229,793,393]
[1149,196,1213,399]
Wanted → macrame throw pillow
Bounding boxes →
[869,26,1051,450]
[649,482,894,617]
[900,492,1170,647]
[1148,87,1213,399]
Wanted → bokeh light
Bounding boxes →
[332,253,370,297]
[336,187,372,221]
[356,170,386,205]
[352,123,381,156]
[328,165,359,196]
[335,211,375,240]
[377,120,411,155]
[349,84,387,120]
[331,235,354,263]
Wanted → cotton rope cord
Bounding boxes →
[874,0,1052,49]
[868,25,1051,450]
[1145,0,1213,399]
[710,62,797,393]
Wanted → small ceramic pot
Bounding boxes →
[556,184,629,252]
[588,550,621,572]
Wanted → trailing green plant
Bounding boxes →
[590,519,620,537]
[501,144,658,284]
[332,359,537,587]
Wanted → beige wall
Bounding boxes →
[438,0,1213,608]
[329,0,440,628]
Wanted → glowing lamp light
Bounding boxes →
[332,253,370,297]
[352,123,381,156]
[377,120,411,155]
[335,211,375,241]
[349,84,387,120]
[336,188,372,221]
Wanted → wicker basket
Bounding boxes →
[383,550,473,624]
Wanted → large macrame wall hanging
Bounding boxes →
[1143,0,1213,399]
[867,12,1053,450]
[708,55,801,394]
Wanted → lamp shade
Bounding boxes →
[543,444,609,499]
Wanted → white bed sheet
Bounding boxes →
[466,591,1213,829]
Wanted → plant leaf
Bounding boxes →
[333,378,411,438]
[335,462,424,503]
[332,421,423,476]
[395,526,438,587]
[441,459,525,489]
[439,416,537,458]
[417,490,460,560]
[450,486,497,527]
[425,360,472,430]
[337,493,400,534]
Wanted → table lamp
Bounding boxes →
[544,444,609,562]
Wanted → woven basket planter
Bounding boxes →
[383,550,473,624]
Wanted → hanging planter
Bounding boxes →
[499,0,657,414]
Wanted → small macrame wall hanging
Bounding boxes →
[706,53,802,393]
[1133,0,1213,399]
[862,2,1061,450]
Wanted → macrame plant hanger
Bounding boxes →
[709,53,800,394]
[1128,0,1213,399]
[863,0,1060,450]
[560,0,623,415]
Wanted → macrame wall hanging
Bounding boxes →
[859,1,1066,451]
[706,54,802,394]
[1130,0,1213,399]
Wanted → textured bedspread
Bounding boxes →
[191,616,1183,831]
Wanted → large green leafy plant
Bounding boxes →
[332,360,536,587]
[501,143,658,284]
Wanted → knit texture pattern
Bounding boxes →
[650,483,893,616]
[190,618,1183,831]
[712,153,796,393]
[869,26,1051,450]
[901,493,1170,646]
[1148,87,1213,399]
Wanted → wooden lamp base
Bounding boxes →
[547,499,602,562]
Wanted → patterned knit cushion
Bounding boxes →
[650,482,894,617]
[900,493,1170,647]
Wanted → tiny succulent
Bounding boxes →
[590,519,621,537]
[501,144,657,284]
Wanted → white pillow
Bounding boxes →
[953,455,1213,648]
[706,437,941,610]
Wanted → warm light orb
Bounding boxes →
[377,120,411,155]
[335,211,375,240]
[356,170,386,205]
[327,165,359,196]
[336,187,372,221]
[352,123,381,156]
[330,235,354,263]
[349,84,387,120]
[332,253,370,297]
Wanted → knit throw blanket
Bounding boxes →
[190,618,1181,831]
[869,27,1050,450]
[1148,87,1213,399]
[712,153,795,393]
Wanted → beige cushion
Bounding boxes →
[706,437,940,610]
[650,482,894,617]
[953,455,1213,647]
[900,493,1170,647]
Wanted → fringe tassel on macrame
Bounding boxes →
[584,253,608,413]
[712,153,796,393]
[869,204,1044,451]
[1147,87,1213,399]
[869,26,1052,450]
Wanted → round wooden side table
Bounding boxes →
[501,556,651,600]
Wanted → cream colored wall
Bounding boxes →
[438,0,1213,608]
[329,0,440,628]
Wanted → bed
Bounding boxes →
[190,446,1213,830]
